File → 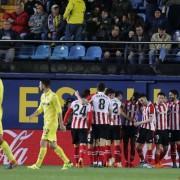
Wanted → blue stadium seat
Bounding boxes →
[173,30,180,41]
[31,45,51,60]
[137,13,146,22]
[130,0,143,9]
[66,45,85,60]
[17,45,35,60]
[82,46,102,61]
[49,45,68,60]
[176,51,180,62]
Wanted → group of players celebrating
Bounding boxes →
[63,82,180,169]
[0,79,179,169]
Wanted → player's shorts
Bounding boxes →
[0,120,3,135]
[169,130,180,142]
[92,124,109,140]
[154,130,169,146]
[136,128,154,144]
[71,129,88,144]
[122,125,138,141]
[41,127,58,142]
[107,125,122,140]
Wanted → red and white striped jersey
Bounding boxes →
[124,100,138,126]
[91,92,111,125]
[70,100,91,129]
[141,101,156,131]
[168,100,180,130]
[154,102,168,130]
[110,98,122,126]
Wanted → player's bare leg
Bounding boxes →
[113,140,122,168]
[49,141,73,170]
[159,145,168,161]
[136,143,145,167]
[0,135,17,169]
[28,139,48,169]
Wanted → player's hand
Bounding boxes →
[134,121,141,127]
[60,125,66,131]
[74,90,80,97]
[129,117,134,122]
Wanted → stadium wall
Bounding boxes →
[0,73,179,166]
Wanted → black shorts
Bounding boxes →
[71,129,88,144]
[107,125,122,140]
[92,124,109,140]
[136,128,154,144]
[154,130,169,146]
[169,130,180,142]
[122,125,138,141]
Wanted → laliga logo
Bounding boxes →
[0,130,34,165]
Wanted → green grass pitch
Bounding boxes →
[0,166,179,180]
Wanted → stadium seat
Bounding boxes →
[176,51,180,62]
[49,45,68,60]
[31,45,51,60]
[130,0,143,9]
[66,45,85,60]
[16,45,35,60]
[82,46,102,61]
[173,30,180,41]
[137,13,146,22]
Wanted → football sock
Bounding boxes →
[54,145,69,164]
[146,149,152,163]
[74,146,79,164]
[0,140,16,162]
[36,147,47,167]
[170,144,176,164]
[114,145,121,163]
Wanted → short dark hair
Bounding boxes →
[105,88,114,96]
[81,89,90,98]
[157,92,165,97]
[169,89,179,98]
[115,90,123,97]
[158,24,166,31]
[132,92,139,101]
[139,93,147,98]
[97,82,105,92]
[40,79,51,87]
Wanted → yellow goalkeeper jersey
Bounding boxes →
[0,79,4,122]
[36,89,62,129]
